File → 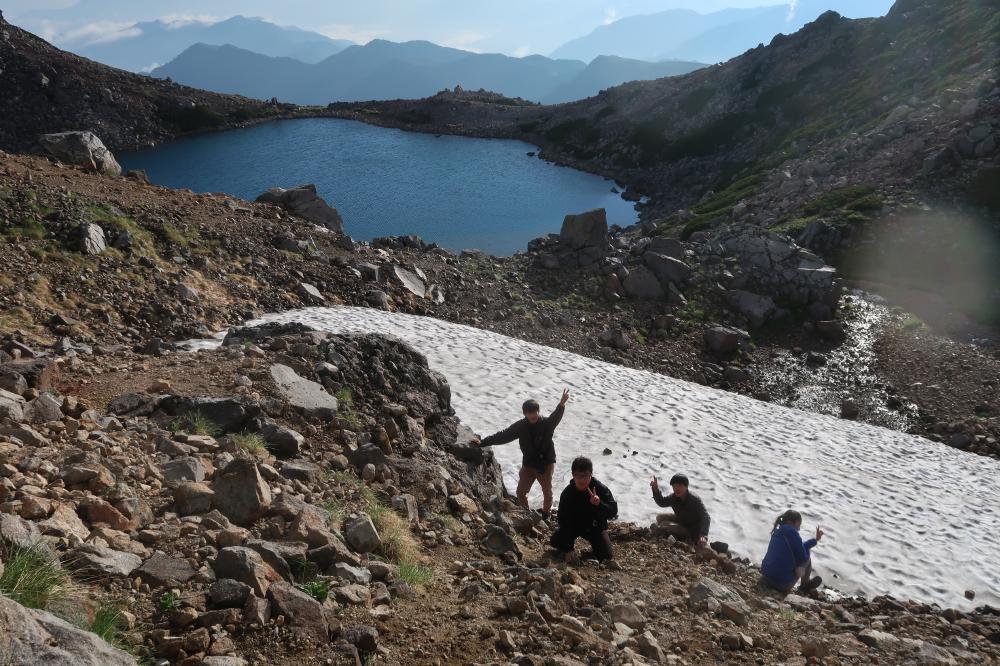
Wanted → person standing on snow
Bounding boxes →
[472,388,570,520]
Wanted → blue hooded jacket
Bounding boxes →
[761,523,817,588]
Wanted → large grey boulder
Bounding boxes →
[727,290,776,328]
[391,265,426,298]
[212,459,271,526]
[560,209,608,249]
[344,514,381,553]
[622,266,664,300]
[267,581,330,643]
[66,543,141,578]
[38,131,122,177]
[79,223,107,255]
[0,388,26,421]
[270,364,338,419]
[643,252,692,285]
[213,546,280,597]
[0,594,137,665]
[256,184,344,233]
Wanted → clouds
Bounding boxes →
[37,19,142,46]
[603,8,619,26]
[787,0,800,22]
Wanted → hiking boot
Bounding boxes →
[798,576,823,594]
[539,509,551,522]
[710,541,730,554]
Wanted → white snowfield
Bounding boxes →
[249,306,1000,609]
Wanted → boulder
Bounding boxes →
[210,579,252,608]
[0,388,26,421]
[269,364,338,419]
[344,514,381,553]
[703,326,749,357]
[0,594,137,665]
[391,265,426,298]
[67,543,141,578]
[280,460,322,483]
[560,209,608,249]
[0,358,58,390]
[0,513,43,549]
[24,392,63,423]
[136,552,197,587]
[174,482,215,516]
[256,184,344,233]
[727,290,776,328]
[258,422,304,457]
[622,266,665,300]
[212,459,271,526]
[79,223,107,255]
[610,603,647,630]
[38,131,122,177]
[213,547,281,597]
[647,237,685,259]
[267,581,330,643]
[643,252,692,284]
[159,457,206,483]
[39,503,89,540]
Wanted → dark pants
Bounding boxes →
[550,525,613,561]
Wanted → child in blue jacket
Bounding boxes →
[760,510,824,594]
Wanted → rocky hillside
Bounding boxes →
[2,322,999,665]
[329,0,1000,323]
[0,11,310,154]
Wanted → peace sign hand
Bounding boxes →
[560,388,571,406]
[588,487,601,506]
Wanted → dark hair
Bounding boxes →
[571,456,593,474]
[669,474,689,487]
[522,399,540,414]
[774,510,802,531]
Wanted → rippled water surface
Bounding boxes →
[119,118,638,254]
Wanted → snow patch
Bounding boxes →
[249,306,999,609]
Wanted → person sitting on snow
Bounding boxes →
[650,473,712,548]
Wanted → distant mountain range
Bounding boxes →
[74,15,354,72]
[151,41,705,105]
[551,0,895,63]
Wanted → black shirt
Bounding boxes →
[480,404,564,471]
[557,477,618,533]
[652,487,711,537]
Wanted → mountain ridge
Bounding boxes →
[70,14,353,72]
[151,40,704,105]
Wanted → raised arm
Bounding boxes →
[650,478,673,508]
[547,389,570,429]
[479,421,522,447]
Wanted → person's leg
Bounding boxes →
[538,464,555,513]
[797,559,822,593]
[550,526,577,554]
[656,521,692,542]
[515,466,536,509]
[586,529,613,561]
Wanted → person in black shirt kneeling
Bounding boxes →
[550,456,618,563]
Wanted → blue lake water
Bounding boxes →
[119,118,638,255]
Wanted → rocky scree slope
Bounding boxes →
[3,148,1000,462]
[0,11,306,154]
[329,0,1000,321]
[1,324,999,665]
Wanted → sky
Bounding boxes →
[4,0,803,56]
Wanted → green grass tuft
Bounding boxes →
[184,411,222,437]
[157,591,181,613]
[298,580,330,603]
[0,544,70,610]
[397,562,434,588]
[231,431,266,453]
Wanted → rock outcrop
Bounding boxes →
[38,131,122,177]
[256,184,345,234]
